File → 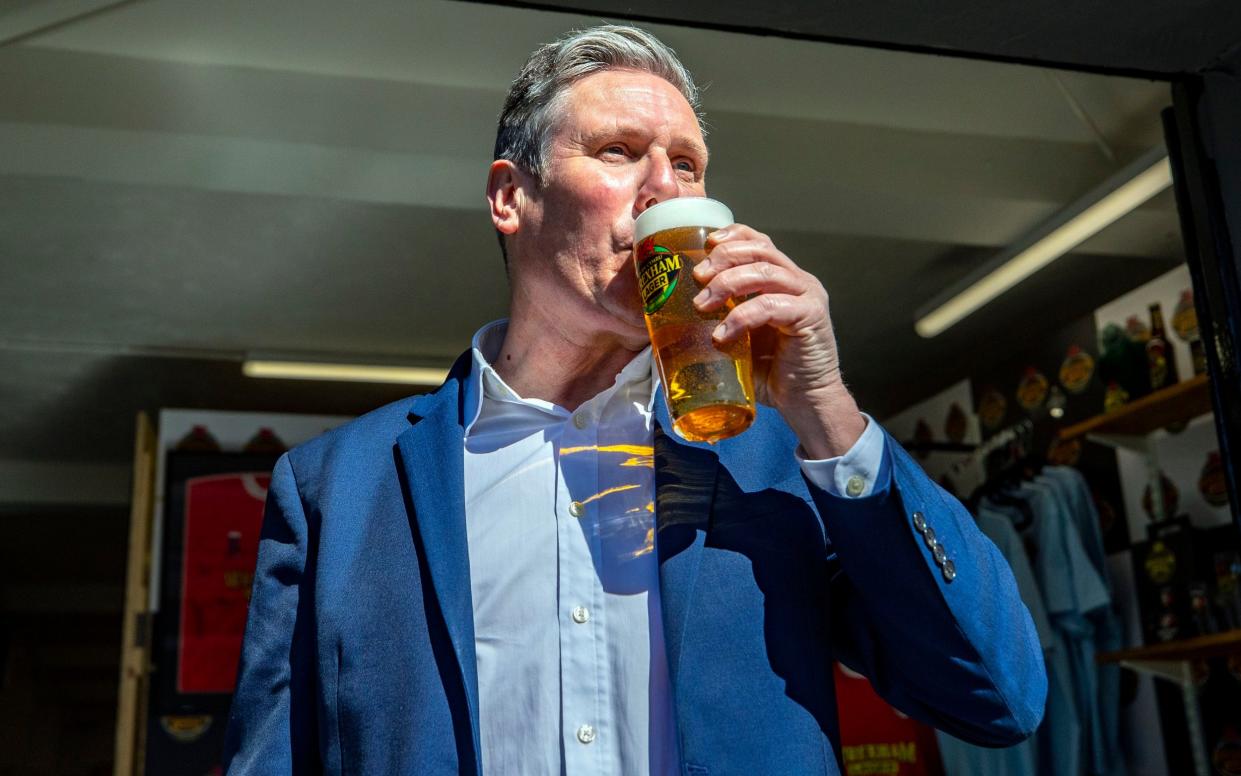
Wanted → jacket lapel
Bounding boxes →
[395,369,481,773]
[653,387,719,692]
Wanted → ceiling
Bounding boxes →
[0,0,1186,466]
[468,0,1241,77]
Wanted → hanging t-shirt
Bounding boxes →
[179,472,269,694]
[981,489,1099,776]
[835,662,944,776]
[1039,466,1127,776]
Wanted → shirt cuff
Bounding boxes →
[797,413,886,498]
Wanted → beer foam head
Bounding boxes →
[634,197,734,244]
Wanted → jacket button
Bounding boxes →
[942,559,957,582]
[932,544,948,565]
[912,512,927,532]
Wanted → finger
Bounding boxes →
[693,239,796,283]
[705,223,766,249]
[712,293,815,343]
[692,262,806,312]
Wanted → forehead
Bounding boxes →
[555,68,703,142]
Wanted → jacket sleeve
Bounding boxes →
[223,453,322,773]
[810,428,1047,746]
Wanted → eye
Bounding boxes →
[674,159,696,173]
[600,144,628,158]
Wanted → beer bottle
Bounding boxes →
[1190,338,1208,376]
[1147,302,1180,390]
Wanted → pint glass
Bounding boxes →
[633,197,755,443]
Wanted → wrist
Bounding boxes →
[786,382,867,459]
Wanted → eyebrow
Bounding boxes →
[580,125,709,163]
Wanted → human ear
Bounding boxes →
[486,160,524,236]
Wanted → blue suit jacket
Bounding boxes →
[224,355,1046,775]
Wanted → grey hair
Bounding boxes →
[494,24,704,182]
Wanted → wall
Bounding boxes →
[1092,264,1228,537]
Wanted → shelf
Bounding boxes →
[1059,373,1212,442]
[1097,628,1241,665]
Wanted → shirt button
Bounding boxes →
[573,413,589,430]
[576,724,596,744]
[571,606,590,624]
[568,501,585,518]
[845,475,865,497]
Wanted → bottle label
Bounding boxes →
[1148,340,1169,389]
[637,241,683,314]
[1145,540,1176,584]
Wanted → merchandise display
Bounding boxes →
[942,460,1124,776]
[895,266,1240,776]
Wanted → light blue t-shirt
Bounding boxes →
[1038,467,1126,776]
[987,485,1103,776]
[941,475,1122,776]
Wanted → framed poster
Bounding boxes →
[146,451,280,775]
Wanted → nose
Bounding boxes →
[634,151,680,217]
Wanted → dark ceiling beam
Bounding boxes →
[0,0,144,48]
[454,0,1241,80]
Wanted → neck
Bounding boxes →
[493,301,646,412]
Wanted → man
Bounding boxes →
[225,25,1045,775]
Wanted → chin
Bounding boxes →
[618,314,651,346]
[595,304,647,342]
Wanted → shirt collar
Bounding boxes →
[463,318,659,437]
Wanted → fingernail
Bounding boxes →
[713,323,727,339]
[696,258,712,273]
[709,228,728,241]
[693,288,710,305]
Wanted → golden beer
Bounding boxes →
[633,198,755,443]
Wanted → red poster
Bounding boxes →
[178,473,269,694]
[835,662,943,776]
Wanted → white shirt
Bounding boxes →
[461,319,884,775]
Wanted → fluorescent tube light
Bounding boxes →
[243,359,449,385]
[915,148,1173,338]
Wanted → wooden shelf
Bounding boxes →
[1059,373,1212,442]
[1097,628,1241,664]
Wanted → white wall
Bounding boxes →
[882,379,981,494]
[1092,264,1228,538]
[1093,264,1196,385]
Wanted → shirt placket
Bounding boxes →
[557,408,609,775]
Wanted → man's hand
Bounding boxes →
[691,224,867,459]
